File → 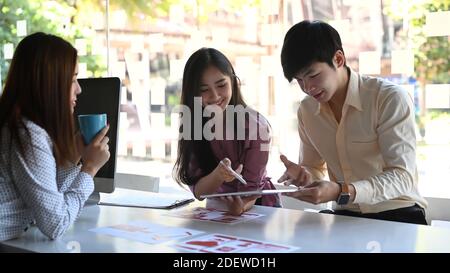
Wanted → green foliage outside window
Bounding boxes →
[384,0,450,85]
[0,0,105,86]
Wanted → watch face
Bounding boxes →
[337,194,350,205]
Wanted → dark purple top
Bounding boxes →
[188,109,280,207]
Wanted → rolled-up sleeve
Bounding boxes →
[353,89,416,204]
[239,137,271,191]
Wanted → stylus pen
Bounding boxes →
[220,160,247,185]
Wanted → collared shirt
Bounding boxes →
[297,68,427,213]
[188,108,280,207]
[0,119,94,241]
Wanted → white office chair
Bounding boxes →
[424,197,450,225]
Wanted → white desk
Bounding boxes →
[2,196,450,253]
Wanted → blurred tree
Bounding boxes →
[384,0,449,85]
[0,0,105,86]
[1,0,262,87]
[384,0,449,140]
[75,0,261,27]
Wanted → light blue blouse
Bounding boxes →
[0,120,94,241]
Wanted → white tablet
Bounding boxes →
[200,188,299,199]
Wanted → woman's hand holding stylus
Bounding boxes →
[216,158,243,183]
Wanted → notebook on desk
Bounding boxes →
[98,188,194,209]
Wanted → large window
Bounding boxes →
[1,0,449,198]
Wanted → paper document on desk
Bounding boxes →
[90,221,204,244]
[98,188,194,209]
[165,207,264,225]
[174,233,300,253]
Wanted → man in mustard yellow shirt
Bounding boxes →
[278,20,427,225]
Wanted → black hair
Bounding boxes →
[174,48,247,186]
[0,32,78,167]
[281,20,345,82]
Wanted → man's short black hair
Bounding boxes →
[281,20,345,82]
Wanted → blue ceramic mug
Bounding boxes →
[78,114,107,144]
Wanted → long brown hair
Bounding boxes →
[0,32,78,167]
[174,48,247,186]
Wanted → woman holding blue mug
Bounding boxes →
[0,32,110,241]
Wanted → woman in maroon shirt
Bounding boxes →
[174,48,280,215]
